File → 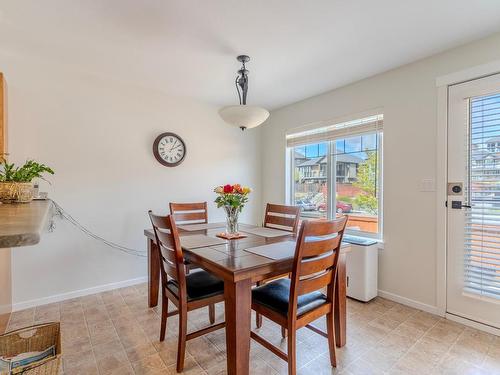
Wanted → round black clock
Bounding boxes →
[153,132,186,167]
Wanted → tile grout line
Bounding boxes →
[89,295,111,375]
[347,304,418,373]
[442,325,495,372]
[63,298,95,375]
[112,289,147,374]
[383,313,442,374]
[431,324,469,372]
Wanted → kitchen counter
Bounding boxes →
[0,200,53,248]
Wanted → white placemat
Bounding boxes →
[240,227,293,238]
[244,240,296,260]
[180,234,227,249]
[178,222,226,231]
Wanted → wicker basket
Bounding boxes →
[0,182,16,203]
[0,182,34,203]
[0,323,61,375]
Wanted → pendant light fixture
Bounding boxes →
[219,55,270,130]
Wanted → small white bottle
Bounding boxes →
[33,183,39,199]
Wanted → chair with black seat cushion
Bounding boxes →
[148,211,225,373]
[251,216,348,375]
[169,202,207,278]
[256,203,301,334]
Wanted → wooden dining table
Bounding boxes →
[144,223,350,375]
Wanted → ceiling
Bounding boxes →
[1,0,500,109]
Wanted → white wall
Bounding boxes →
[261,32,500,311]
[1,52,261,308]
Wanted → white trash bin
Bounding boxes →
[344,235,379,302]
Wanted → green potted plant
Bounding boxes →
[0,158,54,203]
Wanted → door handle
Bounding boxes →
[451,201,472,209]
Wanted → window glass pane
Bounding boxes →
[344,136,362,153]
[293,142,328,220]
[362,133,377,151]
[335,139,345,154]
[296,146,306,157]
[335,144,379,234]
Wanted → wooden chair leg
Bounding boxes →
[287,326,296,375]
[281,326,287,338]
[209,304,215,324]
[160,296,168,341]
[256,313,263,328]
[177,306,188,373]
[255,281,263,328]
[326,311,337,367]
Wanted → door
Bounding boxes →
[447,73,500,329]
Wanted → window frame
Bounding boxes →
[287,131,383,240]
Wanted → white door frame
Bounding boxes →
[436,60,500,335]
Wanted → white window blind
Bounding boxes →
[286,114,383,147]
[465,92,500,300]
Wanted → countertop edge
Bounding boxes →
[0,200,52,248]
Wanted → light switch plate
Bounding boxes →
[420,179,436,192]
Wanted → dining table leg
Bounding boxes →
[224,278,252,375]
[335,251,347,347]
[148,237,160,308]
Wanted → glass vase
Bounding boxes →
[224,206,239,234]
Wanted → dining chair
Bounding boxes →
[263,203,301,232]
[169,202,208,275]
[250,216,348,375]
[256,203,301,333]
[169,202,208,224]
[148,211,225,373]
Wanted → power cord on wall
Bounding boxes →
[49,199,147,258]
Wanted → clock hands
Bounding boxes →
[169,140,178,152]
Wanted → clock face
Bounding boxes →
[153,132,186,167]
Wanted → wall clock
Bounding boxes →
[153,132,186,167]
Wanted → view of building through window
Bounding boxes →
[292,133,381,235]
[293,142,329,220]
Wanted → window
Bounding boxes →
[292,142,328,220]
[287,114,383,238]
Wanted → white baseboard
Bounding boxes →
[12,276,148,312]
[377,289,445,316]
[446,313,500,336]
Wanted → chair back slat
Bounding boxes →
[155,230,180,279]
[302,236,341,257]
[297,270,333,295]
[299,251,335,276]
[169,202,208,224]
[289,216,348,314]
[172,211,207,223]
[161,256,178,280]
[301,219,346,237]
[264,203,300,233]
[265,214,297,229]
[149,214,171,234]
[148,211,187,298]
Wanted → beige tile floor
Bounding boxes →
[6,283,500,375]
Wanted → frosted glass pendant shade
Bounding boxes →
[219,105,270,130]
